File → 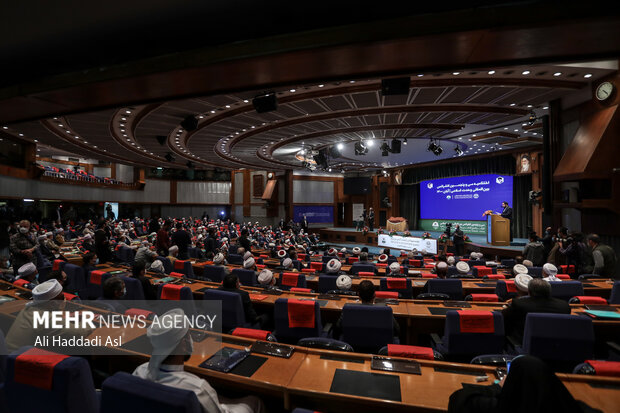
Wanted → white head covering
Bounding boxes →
[243,257,255,269]
[543,263,557,276]
[146,308,190,380]
[83,234,92,240]
[447,256,455,265]
[45,232,53,237]
[340,247,347,254]
[436,262,448,271]
[456,261,470,274]
[470,251,478,259]
[213,253,225,265]
[523,259,534,267]
[150,260,164,273]
[407,251,414,259]
[513,264,528,275]
[277,249,287,258]
[32,279,63,301]
[243,251,253,260]
[352,247,361,255]
[378,254,388,263]
[37,235,46,241]
[420,249,427,255]
[326,258,341,274]
[389,262,401,274]
[282,258,293,269]
[18,262,37,278]
[336,274,352,290]
[515,273,533,292]
[328,248,337,256]
[168,245,179,255]
[258,269,273,285]
[268,242,275,248]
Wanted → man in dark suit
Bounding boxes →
[500,201,513,241]
[502,278,570,345]
[170,222,191,260]
[368,207,375,231]
[452,224,465,257]
[300,215,309,233]
[219,273,267,328]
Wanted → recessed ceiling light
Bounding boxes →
[318,84,324,88]
[225,105,230,108]
[210,110,216,114]
[58,124,63,127]
[1,126,6,129]
[349,80,355,83]
[553,72,562,76]
[452,72,460,75]
[417,74,424,77]
[527,105,533,108]
[121,117,126,121]
[488,70,495,75]
[290,89,296,92]
[487,131,492,134]
[584,73,593,78]
[126,110,131,114]
[120,129,125,132]
[543,106,549,110]
[510,103,516,106]
[522,70,531,75]
[198,115,204,119]
[514,129,519,132]
[472,134,477,137]
[18,133,24,136]
[243,100,249,103]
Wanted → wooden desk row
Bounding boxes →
[0,290,618,413]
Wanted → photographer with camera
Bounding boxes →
[452,223,465,257]
[547,227,569,265]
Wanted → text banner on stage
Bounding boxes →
[418,219,487,235]
[377,234,438,254]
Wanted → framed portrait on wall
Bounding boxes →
[516,153,532,175]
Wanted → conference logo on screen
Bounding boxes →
[496,177,504,184]
[432,221,439,229]
[427,183,433,189]
[473,194,479,199]
[446,195,451,200]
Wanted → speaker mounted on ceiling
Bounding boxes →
[181,115,199,131]
[252,92,278,113]
[381,77,410,96]
[390,139,401,153]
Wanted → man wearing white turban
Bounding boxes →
[133,308,264,413]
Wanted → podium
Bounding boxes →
[487,214,510,246]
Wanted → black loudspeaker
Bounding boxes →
[391,139,401,153]
[156,135,167,146]
[313,151,328,170]
[181,115,198,131]
[381,77,410,95]
[252,93,278,113]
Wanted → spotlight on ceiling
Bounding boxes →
[454,146,463,156]
[380,140,391,156]
[527,112,537,126]
[403,138,408,145]
[427,139,443,156]
[252,92,278,113]
[354,141,368,155]
[164,152,175,162]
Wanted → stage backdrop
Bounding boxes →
[399,154,531,238]
[293,205,334,224]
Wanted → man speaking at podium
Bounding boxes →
[499,201,513,242]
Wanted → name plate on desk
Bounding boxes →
[371,356,421,375]
[317,294,342,301]
[375,298,399,305]
[443,300,471,308]
[250,341,294,358]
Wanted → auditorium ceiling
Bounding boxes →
[2,62,616,172]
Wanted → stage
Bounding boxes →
[318,227,527,258]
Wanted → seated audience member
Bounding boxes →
[100,276,127,313]
[377,254,388,264]
[389,262,402,276]
[82,252,98,273]
[333,280,399,339]
[447,256,456,266]
[542,263,561,282]
[167,245,179,264]
[133,308,264,413]
[218,273,266,328]
[336,274,352,291]
[435,261,448,279]
[47,269,68,289]
[339,247,347,256]
[257,269,278,290]
[358,251,371,263]
[213,252,231,275]
[135,243,158,269]
[6,279,94,352]
[44,231,61,254]
[512,263,529,278]
[352,247,361,256]
[131,262,156,300]
[243,251,253,261]
[456,261,470,276]
[326,258,343,275]
[149,260,166,275]
[448,355,601,413]
[502,277,570,345]
[243,257,256,272]
[276,258,295,272]
[522,259,534,268]
[16,262,39,287]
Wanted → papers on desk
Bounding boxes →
[249,294,268,301]
[584,310,620,319]
[371,356,422,375]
